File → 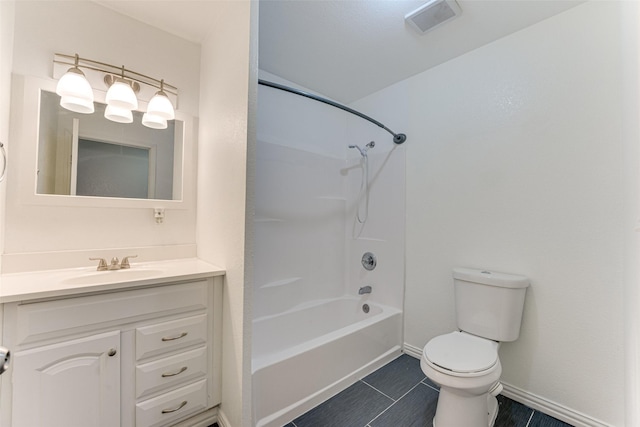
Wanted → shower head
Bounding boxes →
[349,141,375,157]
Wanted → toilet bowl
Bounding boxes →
[421,268,529,427]
[421,331,502,427]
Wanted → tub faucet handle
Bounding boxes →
[120,255,138,269]
[89,257,108,271]
[359,286,372,295]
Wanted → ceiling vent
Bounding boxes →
[405,0,462,35]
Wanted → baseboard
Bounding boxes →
[501,383,613,427]
[403,342,423,359]
[216,408,232,427]
[402,342,613,427]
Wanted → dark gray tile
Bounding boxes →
[293,380,393,427]
[528,411,574,427]
[495,395,534,427]
[421,376,440,390]
[370,383,439,427]
[362,354,426,400]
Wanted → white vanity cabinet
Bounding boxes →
[1,273,223,427]
[12,330,121,427]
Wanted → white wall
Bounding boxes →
[0,0,15,402]
[4,1,200,271]
[0,0,14,274]
[620,3,640,425]
[354,2,626,425]
[197,1,256,426]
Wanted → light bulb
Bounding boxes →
[142,112,168,129]
[105,80,138,110]
[60,95,94,114]
[56,68,94,114]
[104,104,133,123]
[147,91,175,120]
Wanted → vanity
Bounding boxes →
[0,258,224,427]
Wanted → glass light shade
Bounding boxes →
[104,104,133,123]
[105,81,138,110]
[60,95,95,114]
[142,112,167,129]
[56,68,94,113]
[147,91,175,120]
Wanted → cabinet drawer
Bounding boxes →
[136,346,208,399]
[136,314,207,360]
[136,379,208,427]
[13,281,208,346]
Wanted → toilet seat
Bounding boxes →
[423,331,499,377]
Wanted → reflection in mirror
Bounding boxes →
[37,90,182,200]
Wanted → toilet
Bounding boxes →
[420,267,529,427]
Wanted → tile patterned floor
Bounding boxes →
[284,354,574,427]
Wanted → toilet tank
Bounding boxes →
[453,268,529,342]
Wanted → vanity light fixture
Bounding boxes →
[55,54,94,114]
[53,53,178,129]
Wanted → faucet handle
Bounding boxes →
[108,257,120,270]
[121,255,138,269]
[89,257,108,271]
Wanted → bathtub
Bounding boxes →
[252,296,402,427]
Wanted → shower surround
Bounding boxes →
[252,72,405,426]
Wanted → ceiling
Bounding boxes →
[96,0,584,104]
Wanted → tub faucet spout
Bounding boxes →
[359,286,372,295]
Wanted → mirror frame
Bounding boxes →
[12,74,195,209]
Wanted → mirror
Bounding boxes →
[37,90,183,200]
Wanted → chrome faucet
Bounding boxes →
[359,286,372,295]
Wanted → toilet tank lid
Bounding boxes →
[453,267,529,289]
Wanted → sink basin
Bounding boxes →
[60,269,165,286]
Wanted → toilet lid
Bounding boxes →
[424,331,498,373]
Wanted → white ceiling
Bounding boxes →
[96,0,584,104]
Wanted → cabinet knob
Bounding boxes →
[108,348,117,357]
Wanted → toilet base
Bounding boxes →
[432,390,499,427]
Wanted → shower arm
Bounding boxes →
[258,79,407,144]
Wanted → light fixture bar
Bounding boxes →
[53,53,177,97]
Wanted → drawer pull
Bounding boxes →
[161,332,188,342]
[161,400,187,414]
[161,366,188,378]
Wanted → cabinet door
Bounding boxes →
[11,331,120,427]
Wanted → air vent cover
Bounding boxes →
[405,0,462,34]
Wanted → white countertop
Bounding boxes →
[0,258,225,303]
